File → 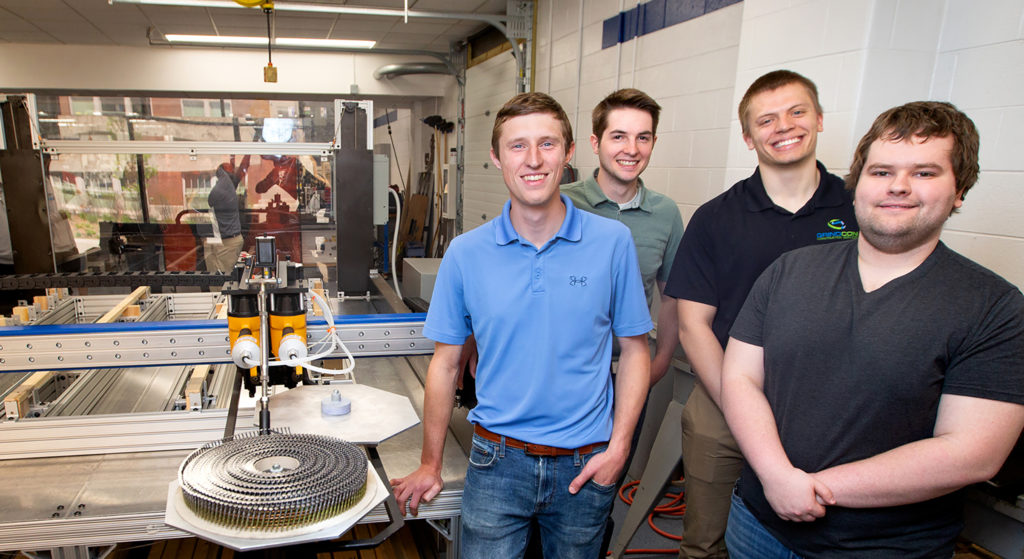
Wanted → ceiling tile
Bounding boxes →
[327,19,396,34]
[0,13,36,31]
[93,25,151,46]
[346,0,414,6]
[385,20,455,34]
[0,30,56,43]
[44,27,116,45]
[0,0,509,53]
[412,0,498,11]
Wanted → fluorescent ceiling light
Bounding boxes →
[164,34,375,49]
[114,0,418,17]
[165,34,266,45]
[110,0,505,26]
[276,37,375,49]
[114,0,237,7]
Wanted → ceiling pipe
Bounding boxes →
[373,63,454,80]
[111,0,509,32]
[123,0,528,92]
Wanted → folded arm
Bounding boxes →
[813,394,1024,508]
[720,337,834,521]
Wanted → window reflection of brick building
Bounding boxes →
[251,155,331,263]
[32,95,336,272]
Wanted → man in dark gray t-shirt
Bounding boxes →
[206,154,250,273]
[720,102,1024,558]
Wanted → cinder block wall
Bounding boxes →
[464,0,1024,289]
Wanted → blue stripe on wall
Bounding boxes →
[373,110,399,129]
[602,0,741,49]
[602,16,621,49]
[642,0,666,35]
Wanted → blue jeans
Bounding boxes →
[460,433,616,559]
[725,489,804,559]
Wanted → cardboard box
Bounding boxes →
[402,258,442,303]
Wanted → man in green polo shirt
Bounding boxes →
[563,88,684,390]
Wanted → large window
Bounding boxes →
[35,95,337,143]
[181,99,232,118]
[28,94,347,275]
[44,152,334,273]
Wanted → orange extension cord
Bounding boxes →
[607,478,686,556]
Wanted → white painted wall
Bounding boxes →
[930,0,1024,287]
[0,43,451,97]
[462,53,519,232]
[514,0,1024,288]
[373,107,414,189]
[531,0,744,226]
[727,0,1024,287]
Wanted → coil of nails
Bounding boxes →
[178,431,368,531]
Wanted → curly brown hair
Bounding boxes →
[845,101,980,203]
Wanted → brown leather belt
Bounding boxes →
[474,424,605,457]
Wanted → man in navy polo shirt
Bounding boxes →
[391,92,653,559]
[664,70,858,558]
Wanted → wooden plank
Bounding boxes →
[193,537,214,559]
[146,539,166,559]
[316,262,336,295]
[399,194,430,252]
[4,370,53,419]
[177,537,197,558]
[96,286,151,324]
[140,522,425,558]
[185,304,228,410]
[33,295,49,311]
[4,287,151,419]
[330,527,360,559]
[160,537,180,559]
[311,279,327,316]
[389,525,421,559]
[46,287,70,300]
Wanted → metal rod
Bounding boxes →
[223,367,243,439]
[258,281,271,434]
[125,118,151,224]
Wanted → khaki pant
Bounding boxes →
[679,382,743,559]
[205,235,244,274]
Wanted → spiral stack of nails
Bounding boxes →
[178,431,367,531]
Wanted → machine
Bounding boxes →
[0,93,472,559]
[0,254,467,558]
[159,235,408,551]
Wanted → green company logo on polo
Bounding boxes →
[817,218,858,241]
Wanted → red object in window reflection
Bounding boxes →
[247,195,302,264]
[163,209,202,271]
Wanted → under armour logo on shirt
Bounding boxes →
[569,275,587,287]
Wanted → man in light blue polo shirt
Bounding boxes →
[391,92,652,559]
